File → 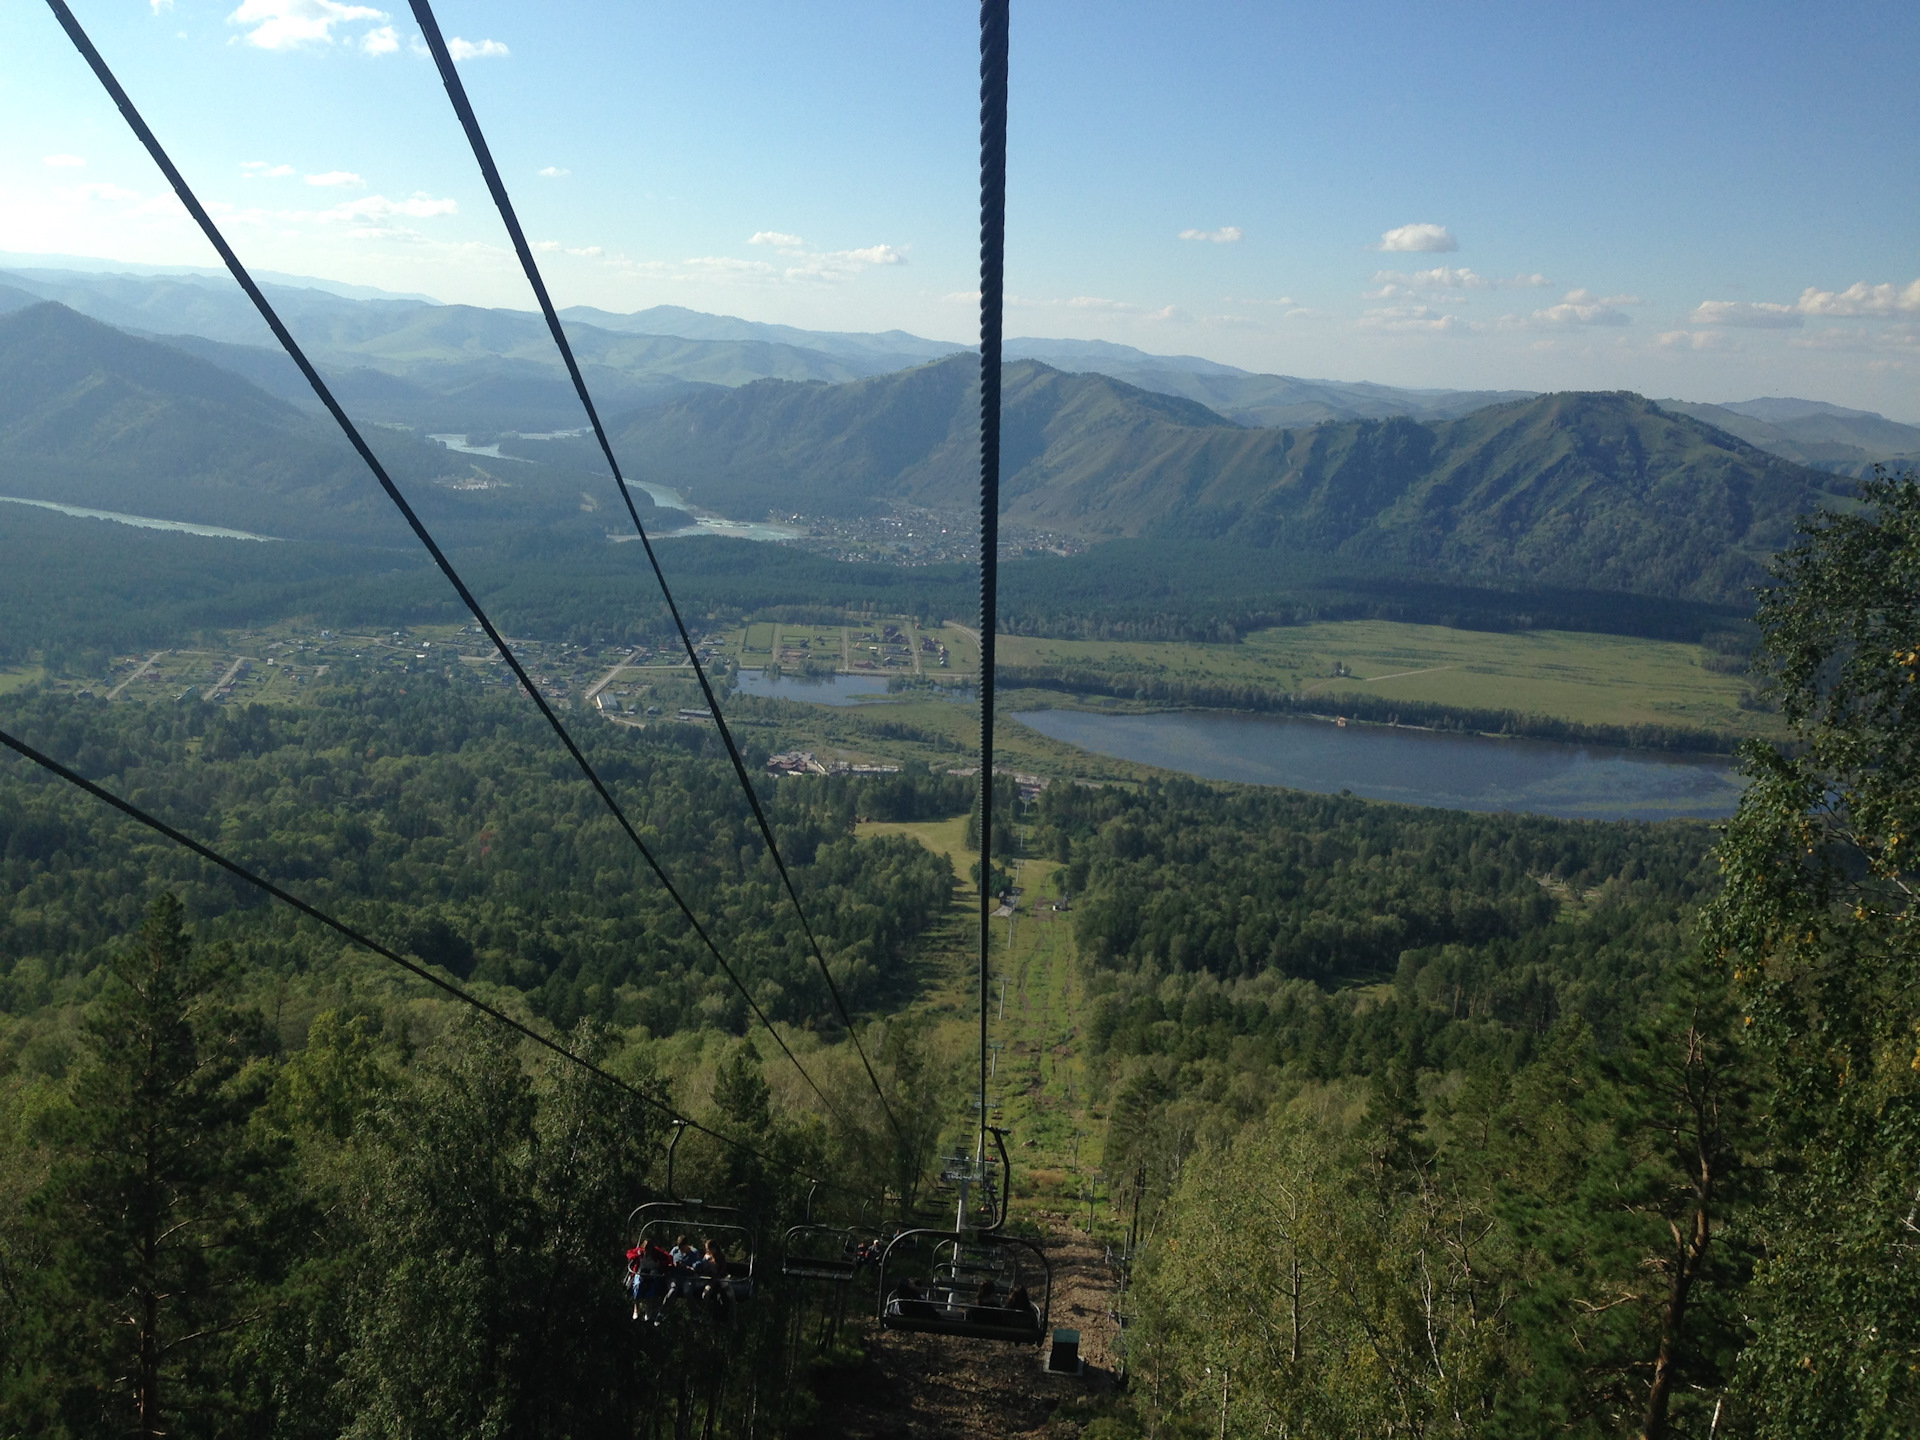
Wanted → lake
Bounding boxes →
[1012,707,1744,821]
[733,670,893,705]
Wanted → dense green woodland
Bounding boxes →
[1078,475,1920,1440]
[0,503,1748,679]
[0,682,960,1034]
[0,481,1913,1437]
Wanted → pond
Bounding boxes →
[733,670,895,705]
[1012,707,1744,821]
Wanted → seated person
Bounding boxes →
[1001,1285,1039,1328]
[899,1276,948,1321]
[627,1240,675,1318]
[696,1239,732,1301]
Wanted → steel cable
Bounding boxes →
[42,0,839,1121]
[0,724,862,1197]
[975,0,1011,1166]
[406,0,906,1145]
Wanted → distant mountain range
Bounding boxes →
[615,353,1848,605]
[0,302,675,547]
[0,276,1898,612]
[12,265,1911,478]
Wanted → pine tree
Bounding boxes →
[29,894,283,1439]
[1704,469,1920,1434]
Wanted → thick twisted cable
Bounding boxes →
[0,724,864,1196]
[41,0,836,1119]
[407,0,904,1144]
[976,0,1010,1161]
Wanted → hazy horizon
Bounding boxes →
[3,2,1915,414]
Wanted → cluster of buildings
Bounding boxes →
[764,751,904,778]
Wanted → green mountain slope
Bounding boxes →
[0,303,669,547]
[1660,397,1920,476]
[617,355,1848,604]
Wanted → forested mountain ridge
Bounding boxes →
[613,352,1236,520]
[616,354,1850,604]
[0,302,672,546]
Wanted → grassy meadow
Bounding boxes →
[999,619,1778,739]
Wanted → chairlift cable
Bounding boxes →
[0,723,863,1198]
[407,0,907,1147]
[41,0,839,1122]
[975,0,1011,1175]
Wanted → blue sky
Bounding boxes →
[3,0,1917,415]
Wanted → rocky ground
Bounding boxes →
[804,1232,1125,1438]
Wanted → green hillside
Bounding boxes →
[615,355,1851,604]
[0,303,676,548]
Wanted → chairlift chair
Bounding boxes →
[875,1129,1052,1345]
[626,1121,756,1306]
[780,1182,876,1284]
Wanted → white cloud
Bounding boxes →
[1377,222,1457,253]
[304,170,364,188]
[538,166,570,178]
[1658,330,1721,352]
[1371,266,1549,292]
[447,36,509,60]
[228,1,387,51]
[1691,299,1803,329]
[152,0,174,12]
[1793,278,1920,317]
[1689,278,1920,330]
[241,161,295,178]
[567,246,603,258]
[360,24,398,54]
[749,231,805,249]
[1503,289,1635,328]
[1179,226,1243,243]
[321,192,456,222]
[75,182,144,203]
[684,256,780,278]
[1359,303,1470,334]
[42,154,87,169]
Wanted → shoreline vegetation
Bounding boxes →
[997,666,1754,754]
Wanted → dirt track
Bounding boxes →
[804,1232,1123,1438]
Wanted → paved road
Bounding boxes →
[585,650,640,703]
[107,651,166,701]
[203,656,249,702]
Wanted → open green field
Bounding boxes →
[999,619,1779,739]
[855,817,1106,1222]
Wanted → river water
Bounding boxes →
[0,495,282,541]
[1013,707,1743,821]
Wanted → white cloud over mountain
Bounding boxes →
[1360,303,1469,334]
[1376,223,1457,253]
[1691,277,1920,330]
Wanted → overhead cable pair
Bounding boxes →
[39,0,839,1125]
